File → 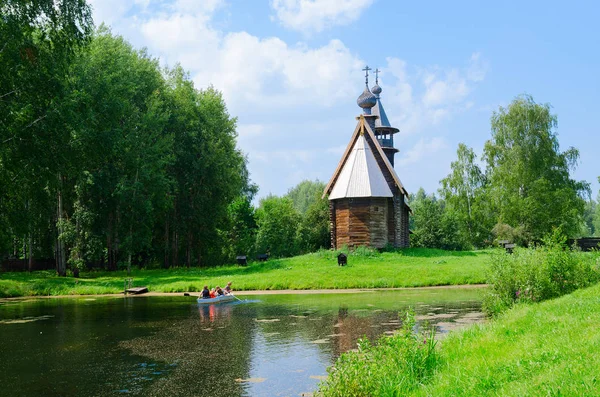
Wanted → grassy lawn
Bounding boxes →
[413,282,600,396]
[318,281,600,396]
[0,248,491,297]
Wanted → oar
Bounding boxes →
[231,294,243,302]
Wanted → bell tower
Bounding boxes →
[370,68,400,166]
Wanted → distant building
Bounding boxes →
[323,67,410,249]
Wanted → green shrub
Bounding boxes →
[483,230,600,315]
[317,311,437,397]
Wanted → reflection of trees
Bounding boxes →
[120,301,254,396]
[1,294,483,396]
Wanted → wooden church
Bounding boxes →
[323,67,410,249]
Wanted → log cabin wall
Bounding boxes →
[347,198,371,247]
[334,199,350,248]
[400,198,410,247]
[329,200,337,249]
[393,194,402,247]
[333,198,393,249]
[393,194,410,248]
[387,198,396,244]
[369,197,389,248]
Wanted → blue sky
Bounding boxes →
[89,0,600,200]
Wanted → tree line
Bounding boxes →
[2,2,598,274]
[1,1,333,273]
[1,1,258,273]
[410,96,599,250]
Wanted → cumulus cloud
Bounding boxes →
[376,53,488,135]
[397,137,448,167]
[88,0,133,26]
[270,0,375,33]
[140,11,364,114]
[85,1,488,197]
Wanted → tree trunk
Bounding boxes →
[107,212,116,271]
[127,224,133,276]
[28,233,33,272]
[56,183,67,276]
[172,231,179,268]
[186,232,192,268]
[23,236,27,271]
[127,168,139,276]
[164,218,170,269]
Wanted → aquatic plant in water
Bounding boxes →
[317,311,438,397]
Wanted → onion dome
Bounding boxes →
[371,83,382,96]
[357,86,377,111]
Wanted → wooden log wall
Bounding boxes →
[334,199,350,248]
[329,201,337,249]
[348,198,370,247]
[369,198,388,248]
[387,199,396,244]
[333,197,394,249]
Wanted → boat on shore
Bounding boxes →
[197,294,236,305]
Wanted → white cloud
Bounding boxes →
[467,52,489,82]
[174,0,224,14]
[237,124,265,138]
[397,137,447,167]
[378,52,488,135]
[85,2,488,198]
[140,13,363,114]
[88,0,133,26]
[270,0,375,33]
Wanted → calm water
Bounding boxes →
[0,288,484,396]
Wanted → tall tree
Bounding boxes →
[483,95,589,242]
[64,28,172,272]
[581,199,597,237]
[286,179,330,252]
[0,0,93,274]
[286,180,326,214]
[440,143,492,248]
[297,193,330,252]
[594,177,600,237]
[255,196,301,258]
[165,66,247,267]
[410,188,462,250]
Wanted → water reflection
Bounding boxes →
[0,288,484,396]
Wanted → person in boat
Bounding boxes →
[215,286,225,296]
[209,288,217,298]
[201,285,210,299]
[224,281,233,295]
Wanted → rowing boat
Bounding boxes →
[197,294,236,304]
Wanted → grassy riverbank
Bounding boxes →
[318,281,600,396]
[0,248,490,297]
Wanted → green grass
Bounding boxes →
[318,282,600,397]
[417,282,600,396]
[0,248,491,297]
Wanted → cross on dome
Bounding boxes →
[362,65,371,86]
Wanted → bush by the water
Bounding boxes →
[317,311,437,397]
[483,231,600,315]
